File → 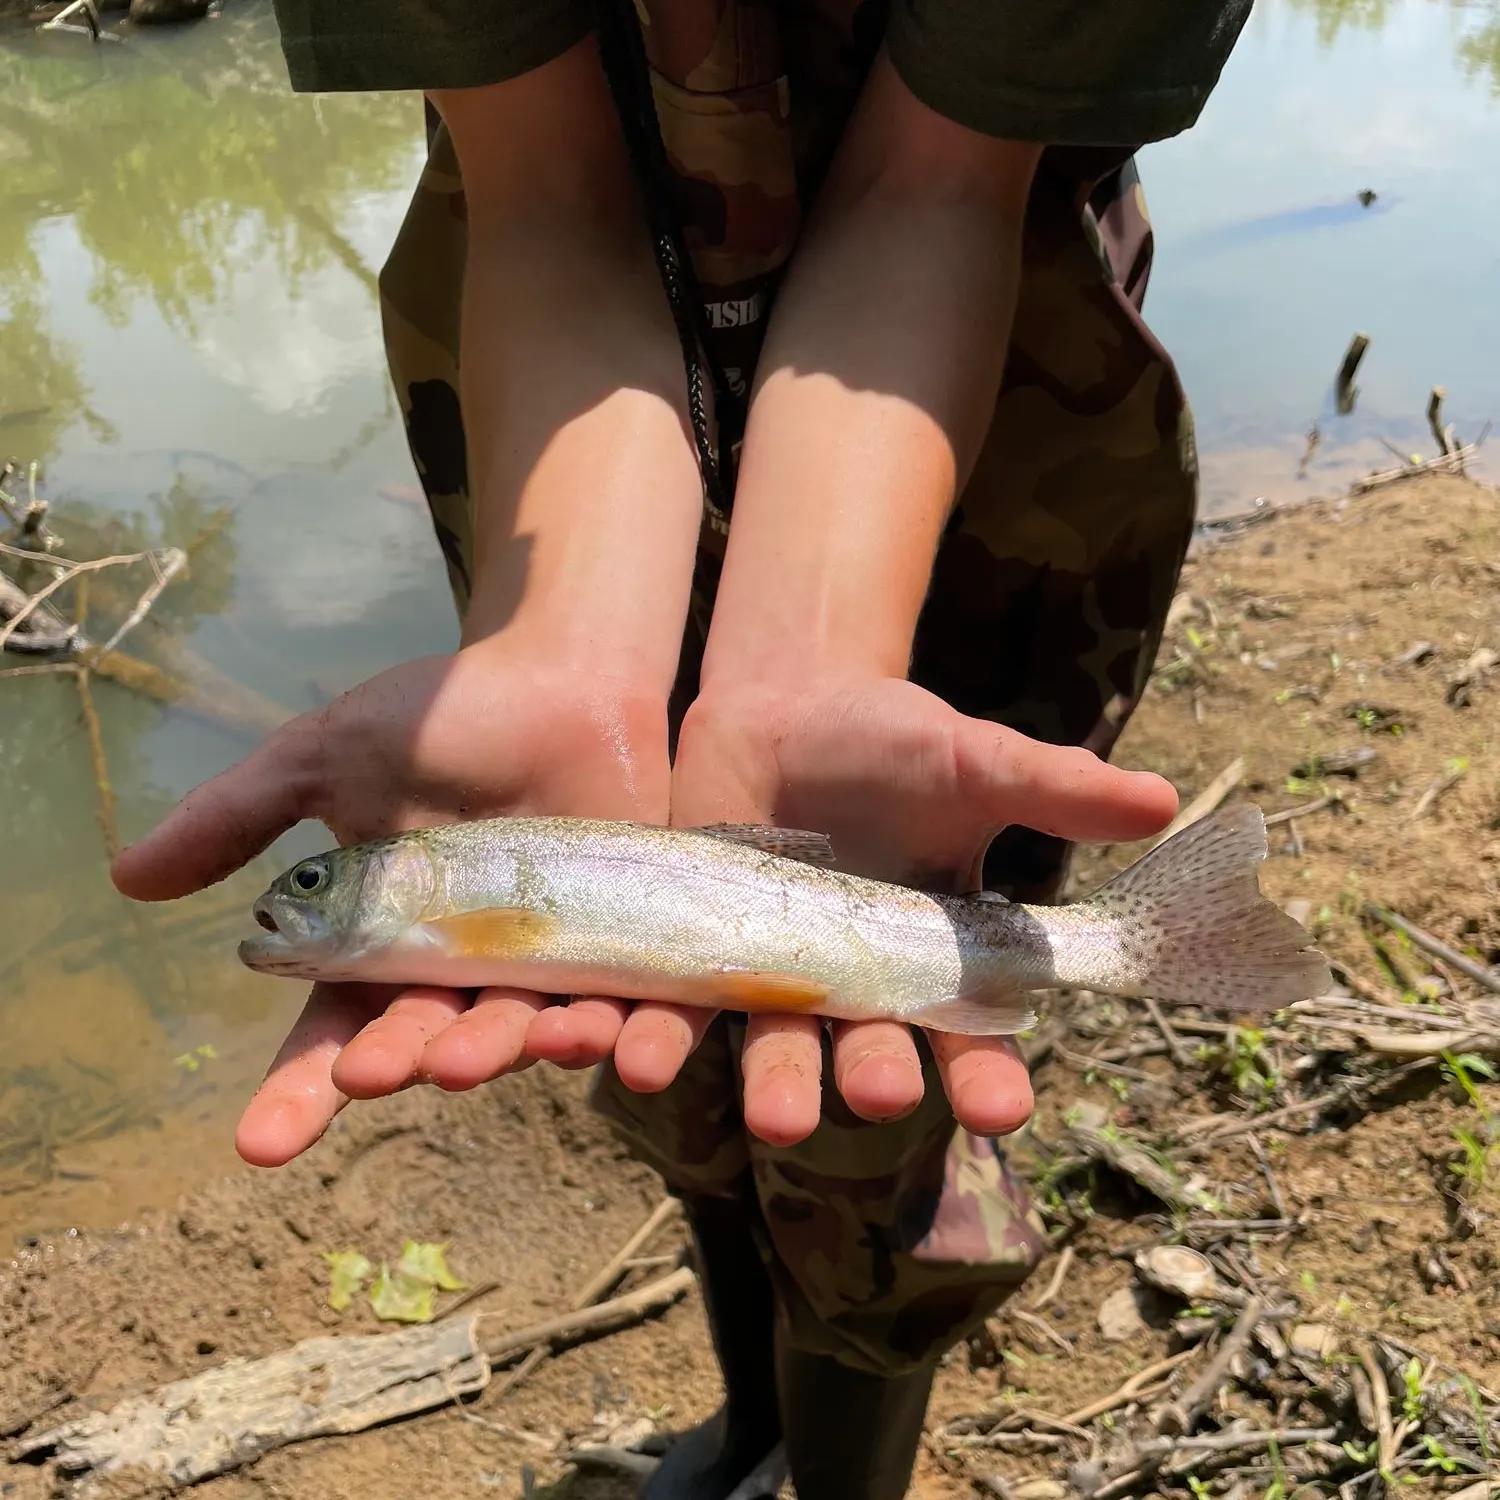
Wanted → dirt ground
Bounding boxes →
[2,471,1497,1500]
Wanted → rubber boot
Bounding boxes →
[639,1193,783,1500]
[775,1339,936,1500]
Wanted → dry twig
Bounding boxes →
[1149,757,1245,849]
[1156,1295,1266,1435]
[488,1197,682,1403]
[1028,1245,1074,1311]
[1363,901,1500,996]
[0,547,178,652]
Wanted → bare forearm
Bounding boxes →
[432,47,704,699]
[455,227,703,694]
[700,58,1039,687]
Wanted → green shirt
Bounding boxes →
[271,0,1250,146]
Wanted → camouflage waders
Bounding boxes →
[377,0,1197,1380]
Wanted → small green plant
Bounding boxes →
[1400,1357,1425,1425]
[1456,1373,1492,1465]
[1205,1025,1279,1104]
[1449,1127,1493,1197]
[1187,1476,1212,1500]
[1418,1435,1460,1473]
[1263,1435,1288,1500]
[1299,1269,1318,1294]
[1342,1439,1377,1463]
[1442,1051,1498,1110]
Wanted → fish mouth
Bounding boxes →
[238,895,341,977]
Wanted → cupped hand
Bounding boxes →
[654,677,1178,1147]
[110,640,686,1167]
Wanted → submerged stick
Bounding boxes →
[0,548,174,651]
[1335,332,1370,414]
[75,671,119,861]
[90,548,185,659]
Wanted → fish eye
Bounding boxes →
[293,860,329,893]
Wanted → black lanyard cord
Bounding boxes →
[593,0,739,515]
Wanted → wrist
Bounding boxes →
[459,597,677,705]
[698,618,911,695]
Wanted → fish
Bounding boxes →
[237,804,1332,1035]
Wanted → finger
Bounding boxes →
[234,982,387,1168]
[927,1033,1034,1136]
[421,987,550,1091]
[111,715,322,901]
[960,719,1179,845]
[740,1015,824,1147]
[525,998,630,1069]
[612,1003,716,1094]
[329,987,472,1098]
[829,1020,925,1122]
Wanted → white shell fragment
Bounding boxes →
[1289,1322,1339,1359]
[1011,1482,1069,1500]
[1133,1245,1222,1301]
[1097,1284,1149,1341]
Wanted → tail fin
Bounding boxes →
[1083,803,1332,1013]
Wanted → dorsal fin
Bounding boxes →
[692,823,835,866]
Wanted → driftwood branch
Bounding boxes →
[17,1268,695,1490]
[1352,430,1488,494]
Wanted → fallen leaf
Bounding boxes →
[370,1262,436,1324]
[397,1240,467,1292]
[321,1249,372,1312]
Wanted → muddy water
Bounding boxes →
[0,1,454,1240]
[1139,0,1500,510]
[0,0,1496,1242]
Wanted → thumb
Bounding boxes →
[957,718,1178,845]
[111,719,322,902]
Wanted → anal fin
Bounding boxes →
[908,991,1036,1037]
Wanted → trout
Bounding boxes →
[238,804,1331,1034]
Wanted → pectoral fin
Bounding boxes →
[693,823,836,866]
[425,907,557,958]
